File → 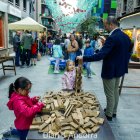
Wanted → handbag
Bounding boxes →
[71,42,82,56]
[37,52,41,61]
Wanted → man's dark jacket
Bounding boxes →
[13,34,20,52]
[83,29,131,79]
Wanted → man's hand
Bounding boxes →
[76,56,83,60]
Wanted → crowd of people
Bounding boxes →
[13,28,106,75]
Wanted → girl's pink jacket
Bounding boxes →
[7,92,44,130]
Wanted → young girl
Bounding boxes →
[6,77,44,140]
[53,39,63,73]
[62,60,76,90]
[31,38,38,66]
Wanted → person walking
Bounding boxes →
[77,16,131,121]
[21,30,33,67]
[84,40,94,78]
[13,31,21,66]
[31,38,38,66]
[64,35,70,60]
[53,39,63,73]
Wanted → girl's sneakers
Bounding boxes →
[54,70,60,74]
[1,127,13,137]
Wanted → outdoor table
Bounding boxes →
[119,62,140,95]
[0,56,16,75]
[27,107,115,140]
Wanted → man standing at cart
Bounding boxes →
[13,31,21,66]
[77,16,131,121]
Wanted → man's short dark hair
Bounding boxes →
[106,16,119,26]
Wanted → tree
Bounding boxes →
[76,16,98,36]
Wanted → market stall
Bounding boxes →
[8,17,46,32]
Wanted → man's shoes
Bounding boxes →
[105,114,112,121]
[104,108,117,118]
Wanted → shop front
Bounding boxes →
[120,13,140,62]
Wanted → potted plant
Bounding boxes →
[131,54,140,62]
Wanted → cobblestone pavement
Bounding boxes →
[0,56,140,140]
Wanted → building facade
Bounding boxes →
[92,0,117,30]
[36,0,59,38]
[116,0,140,60]
[0,0,36,55]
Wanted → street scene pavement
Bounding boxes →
[0,56,140,140]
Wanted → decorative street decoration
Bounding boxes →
[45,0,98,33]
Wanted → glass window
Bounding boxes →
[15,0,20,7]
[8,15,20,47]
[8,0,13,4]
[23,0,27,11]
[137,0,140,6]
[123,0,127,12]
[29,2,32,13]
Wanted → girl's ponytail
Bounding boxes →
[9,83,15,98]
[8,77,31,98]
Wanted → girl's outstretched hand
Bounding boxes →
[36,96,41,101]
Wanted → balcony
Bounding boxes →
[8,0,14,5]
[134,6,140,12]
[41,15,54,22]
[15,3,20,9]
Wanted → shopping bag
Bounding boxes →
[37,52,41,61]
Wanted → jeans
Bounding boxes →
[69,52,76,62]
[21,49,31,66]
[54,57,60,71]
[15,48,20,66]
[85,62,91,76]
[11,128,29,140]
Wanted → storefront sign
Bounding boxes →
[9,5,21,18]
[0,1,7,13]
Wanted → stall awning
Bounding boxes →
[8,17,47,32]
